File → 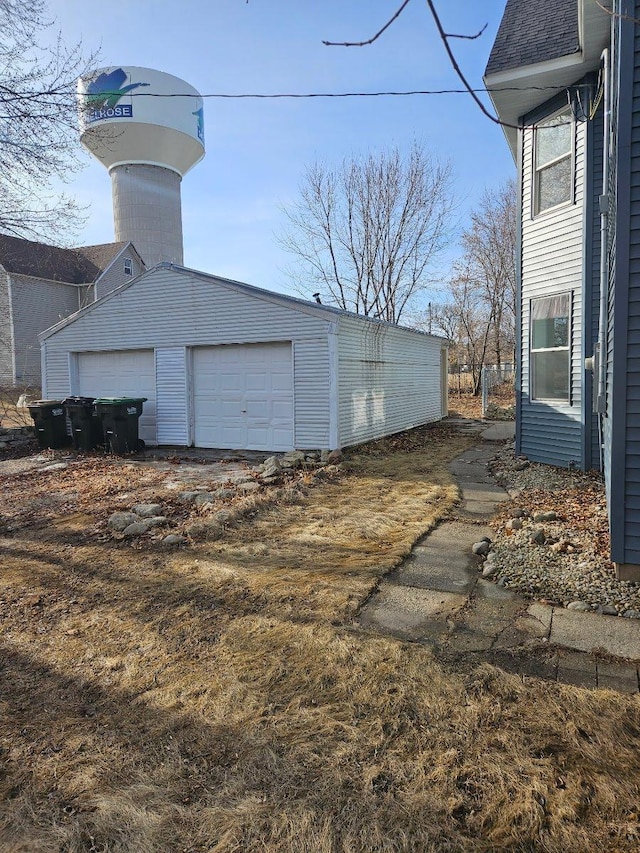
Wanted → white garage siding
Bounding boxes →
[156,347,189,445]
[41,267,335,450]
[336,315,444,448]
[76,349,157,444]
[41,266,445,452]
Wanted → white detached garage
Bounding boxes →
[40,265,447,451]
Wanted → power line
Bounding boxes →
[68,84,585,100]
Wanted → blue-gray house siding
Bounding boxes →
[485,0,640,577]
[517,95,586,468]
[606,1,640,568]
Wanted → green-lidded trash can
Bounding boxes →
[94,397,147,455]
[62,397,104,452]
[27,400,72,450]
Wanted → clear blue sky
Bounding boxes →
[47,0,514,300]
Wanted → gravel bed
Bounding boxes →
[485,441,640,618]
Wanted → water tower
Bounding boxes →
[78,66,205,267]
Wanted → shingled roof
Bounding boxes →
[485,0,580,76]
[0,234,129,284]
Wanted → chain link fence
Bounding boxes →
[481,365,515,419]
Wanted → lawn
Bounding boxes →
[1,423,640,852]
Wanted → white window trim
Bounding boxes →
[530,291,572,404]
[532,107,575,218]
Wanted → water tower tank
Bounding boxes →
[78,66,205,267]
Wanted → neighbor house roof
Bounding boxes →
[485,0,580,76]
[0,234,131,284]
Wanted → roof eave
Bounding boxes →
[484,0,611,158]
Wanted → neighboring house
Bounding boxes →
[484,0,640,578]
[0,235,145,387]
[40,264,448,452]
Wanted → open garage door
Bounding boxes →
[77,349,156,444]
[192,342,293,451]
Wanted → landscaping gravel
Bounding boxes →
[485,441,640,617]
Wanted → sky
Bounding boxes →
[45,0,514,302]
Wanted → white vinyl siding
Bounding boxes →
[336,315,444,448]
[42,267,446,452]
[76,349,156,444]
[156,347,189,445]
[520,114,585,466]
[293,337,331,449]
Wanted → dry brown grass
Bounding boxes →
[2,424,640,851]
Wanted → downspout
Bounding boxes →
[595,48,610,469]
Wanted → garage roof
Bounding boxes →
[40,262,447,342]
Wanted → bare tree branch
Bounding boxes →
[279,143,454,323]
[0,0,98,241]
[592,0,640,26]
[323,0,413,47]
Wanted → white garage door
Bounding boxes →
[192,342,293,451]
[77,349,156,444]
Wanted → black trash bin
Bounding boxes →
[63,397,104,452]
[27,399,72,450]
[94,397,147,455]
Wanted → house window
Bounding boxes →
[534,109,573,214]
[530,293,571,402]
[124,257,133,275]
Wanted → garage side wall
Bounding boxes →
[42,268,333,449]
[336,316,444,448]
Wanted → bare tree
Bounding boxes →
[433,178,516,394]
[460,179,517,371]
[433,272,493,395]
[0,0,96,241]
[279,143,455,323]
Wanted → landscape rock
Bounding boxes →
[214,488,236,500]
[214,509,233,525]
[163,534,187,545]
[122,521,150,537]
[567,600,590,612]
[623,609,640,619]
[600,605,618,616]
[238,481,261,493]
[132,503,162,518]
[514,460,530,471]
[145,516,168,527]
[194,492,216,506]
[177,491,199,503]
[505,518,523,531]
[281,450,307,468]
[472,541,490,556]
[533,511,558,522]
[108,511,141,532]
[529,528,546,546]
[482,563,498,578]
[327,449,343,465]
[259,456,282,480]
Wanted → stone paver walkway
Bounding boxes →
[357,420,640,694]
